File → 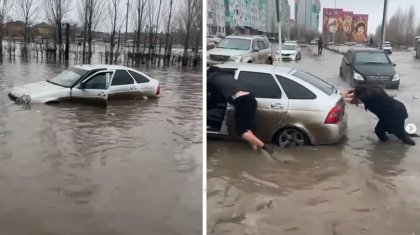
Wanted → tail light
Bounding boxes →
[156,84,160,95]
[325,103,342,124]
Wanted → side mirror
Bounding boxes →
[393,63,396,67]
[253,48,259,52]
[346,62,351,66]
[78,82,85,89]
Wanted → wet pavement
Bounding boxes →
[0,59,202,235]
[207,47,420,234]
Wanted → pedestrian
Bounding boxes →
[207,66,274,153]
[341,84,415,145]
[369,38,373,47]
[317,37,323,55]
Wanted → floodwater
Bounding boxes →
[0,59,202,235]
[208,47,420,234]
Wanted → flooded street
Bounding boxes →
[208,47,420,234]
[0,60,202,235]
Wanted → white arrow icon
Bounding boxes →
[405,123,417,135]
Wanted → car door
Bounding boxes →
[257,40,267,63]
[251,39,260,62]
[224,70,289,141]
[108,69,138,99]
[71,71,111,107]
[127,70,156,96]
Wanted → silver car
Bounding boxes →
[207,35,273,66]
[207,63,348,146]
[8,64,160,107]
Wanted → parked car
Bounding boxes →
[383,41,393,54]
[339,48,399,89]
[277,43,302,61]
[310,40,317,45]
[8,65,160,106]
[207,63,348,147]
[207,35,273,66]
[207,35,222,45]
[284,40,298,45]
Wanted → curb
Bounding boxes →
[325,46,345,55]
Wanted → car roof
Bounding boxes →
[347,47,384,53]
[213,63,295,75]
[226,35,267,40]
[73,64,137,71]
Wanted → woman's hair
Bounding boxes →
[356,22,366,30]
[352,84,383,106]
[207,66,235,76]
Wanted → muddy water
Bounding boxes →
[0,59,202,235]
[208,48,420,234]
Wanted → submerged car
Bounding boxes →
[277,43,302,61]
[339,48,399,89]
[207,35,273,66]
[207,63,347,147]
[8,65,160,106]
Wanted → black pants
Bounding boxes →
[374,102,414,144]
[318,46,322,54]
[233,94,257,136]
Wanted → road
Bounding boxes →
[207,46,420,234]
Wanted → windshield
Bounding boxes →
[282,44,296,50]
[217,38,251,50]
[293,70,336,95]
[49,67,88,87]
[354,51,390,64]
[384,42,391,47]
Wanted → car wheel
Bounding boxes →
[247,60,253,63]
[266,57,273,64]
[339,68,343,79]
[275,128,307,147]
[298,53,301,60]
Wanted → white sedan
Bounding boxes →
[8,64,160,107]
[276,44,302,61]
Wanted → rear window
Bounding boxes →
[292,70,335,95]
[276,75,316,99]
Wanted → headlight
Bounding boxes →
[16,95,31,104]
[230,55,242,62]
[392,73,400,81]
[353,72,364,81]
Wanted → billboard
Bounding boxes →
[343,11,353,41]
[323,8,343,35]
[352,14,369,43]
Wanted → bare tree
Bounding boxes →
[15,0,39,58]
[146,0,155,56]
[178,0,197,66]
[107,0,123,64]
[163,0,174,59]
[0,0,13,58]
[45,0,71,60]
[133,0,147,54]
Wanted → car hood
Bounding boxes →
[353,64,395,76]
[281,49,297,54]
[10,81,65,97]
[208,48,249,57]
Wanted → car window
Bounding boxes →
[49,67,88,87]
[257,40,266,50]
[111,70,135,86]
[282,44,296,50]
[276,75,316,99]
[83,73,108,90]
[292,70,335,95]
[128,70,150,83]
[263,39,270,48]
[252,40,259,50]
[217,38,251,50]
[353,51,391,64]
[237,71,281,99]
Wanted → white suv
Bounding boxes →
[207,35,273,66]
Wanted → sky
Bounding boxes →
[288,0,420,34]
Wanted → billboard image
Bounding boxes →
[323,8,343,34]
[352,14,369,43]
[343,11,353,41]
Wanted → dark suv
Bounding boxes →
[339,48,399,89]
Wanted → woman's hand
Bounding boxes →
[340,89,355,104]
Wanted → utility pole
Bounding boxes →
[380,0,388,50]
[124,0,130,64]
[276,0,282,64]
[333,0,336,43]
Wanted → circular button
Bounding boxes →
[405,123,417,135]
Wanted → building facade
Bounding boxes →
[207,0,226,36]
[295,0,321,32]
[224,0,267,35]
[265,0,291,35]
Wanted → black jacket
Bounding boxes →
[207,71,248,102]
